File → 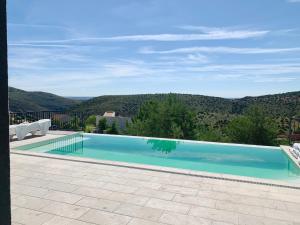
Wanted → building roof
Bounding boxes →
[103,111,116,117]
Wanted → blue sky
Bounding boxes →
[7,0,300,97]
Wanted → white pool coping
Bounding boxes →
[281,145,300,169]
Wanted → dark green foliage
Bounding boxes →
[70,91,300,118]
[98,118,107,133]
[107,122,118,134]
[227,106,278,145]
[85,115,96,126]
[127,95,197,139]
[84,115,96,133]
[196,125,230,142]
[9,87,80,112]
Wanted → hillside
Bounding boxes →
[9,87,300,118]
[9,87,80,112]
[70,92,300,118]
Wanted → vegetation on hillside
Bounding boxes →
[126,95,197,139]
[9,87,300,145]
[70,91,300,118]
[70,91,300,137]
[9,87,80,112]
[126,96,286,146]
[227,106,278,145]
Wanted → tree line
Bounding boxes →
[83,94,299,146]
[126,95,279,146]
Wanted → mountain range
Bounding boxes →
[9,87,300,118]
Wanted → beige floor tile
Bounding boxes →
[42,216,93,225]
[73,186,113,198]
[126,180,162,190]
[106,191,150,206]
[114,203,163,221]
[12,207,54,225]
[43,190,83,204]
[79,209,131,225]
[173,194,216,208]
[215,200,265,217]
[159,212,211,225]
[128,218,167,225]
[146,198,190,214]
[263,207,300,222]
[238,214,293,225]
[11,184,50,198]
[10,153,300,225]
[11,195,52,211]
[189,206,239,224]
[76,196,121,212]
[159,185,198,196]
[40,201,90,219]
[135,188,175,200]
[102,182,138,193]
[46,181,79,192]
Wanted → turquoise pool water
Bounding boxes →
[16,133,300,181]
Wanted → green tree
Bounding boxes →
[227,105,278,145]
[127,95,197,139]
[107,121,118,134]
[84,115,96,133]
[196,125,229,142]
[85,115,96,126]
[98,118,107,133]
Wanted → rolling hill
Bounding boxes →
[70,92,300,118]
[8,87,300,119]
[9,87,80,112]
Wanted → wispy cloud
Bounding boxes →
[10,28,269,45]
[8,43,72,48]
[186,63,300,76]
[253,76,296,83]
[8,23,69,30]
[139,46,300,54]
[287,0,300,3]
[155,54,210,65]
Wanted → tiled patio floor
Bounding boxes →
[10,152,300,225]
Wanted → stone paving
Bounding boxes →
[10,153,300,225]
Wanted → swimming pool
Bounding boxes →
[16,133,300,181]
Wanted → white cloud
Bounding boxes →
[8,23,69,30]
[186,63,300,76]
[8,43,72,48]
[139,46,300,54]
[287,0,300,3]
[253,77,296,83]
[11,28,269,45]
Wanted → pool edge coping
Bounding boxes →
[10,148,300,190]
[280,145,300,169]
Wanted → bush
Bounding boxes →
[227,105,278,146]
[196,125,230,142]
[126,95,197,139]
[85,115,96,126]
[85,125,95,133]
[107,122,118,134]
[98,118,107,133]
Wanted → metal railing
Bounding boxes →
[9,111,89,131]
[47,133,84,154]
[18,132,84,154]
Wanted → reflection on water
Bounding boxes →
[147,139,180,154]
